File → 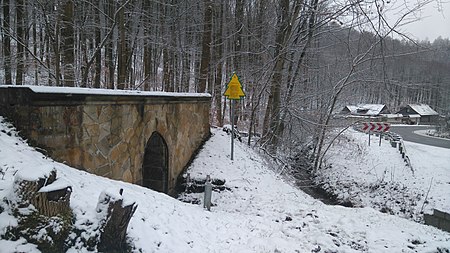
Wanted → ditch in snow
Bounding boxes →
[292,167,354,207]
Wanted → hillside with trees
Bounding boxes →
[1,0,449,164]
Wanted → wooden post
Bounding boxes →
[14,170,72,217]
[35,186,72,217]
[98,189,138,252]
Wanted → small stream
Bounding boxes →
[293,167,354,207]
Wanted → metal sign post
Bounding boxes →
[230,100,235,160]
[224,73,245,161]
[362,122,391,147]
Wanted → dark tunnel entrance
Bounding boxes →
[142,132,169,193]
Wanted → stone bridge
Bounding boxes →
[0,86,210,195]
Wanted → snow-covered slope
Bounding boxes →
[0,117,449,252]
[320,129,450,221]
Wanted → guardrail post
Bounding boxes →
[204,175,212,211]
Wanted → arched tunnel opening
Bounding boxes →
[142,132,169,193]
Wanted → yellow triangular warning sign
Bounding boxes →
[224,73,245,100]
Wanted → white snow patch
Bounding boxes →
[38,178,71,193]
[321,128,450,220]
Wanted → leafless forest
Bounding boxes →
[1,0,449,165]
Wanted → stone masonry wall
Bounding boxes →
[0,87,210,194]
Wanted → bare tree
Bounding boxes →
[2,0,11,84]
[60,0,75,86]
[197,0,213,93]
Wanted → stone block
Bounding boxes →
[96,136,111,157]
[97,164,112,178]
[434,209,450,220]
[109,132,122,148]
[110,110,123,134]
[98,123,111,141]
[124,127,134,143]
[98,105,113,124]
[424,213,439,227]
[441,221,450,232]
[120,157,131,172]
[82,106,99,125]
[83,124,99,139]
[424,210,450,233]
[122,169,133,183]
[110,142,128,163]
[62,148,83,169]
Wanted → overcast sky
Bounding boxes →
[390,0,450,41]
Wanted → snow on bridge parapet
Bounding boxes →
[0,85,211,195]
[17,85,210,97]
[0,85,211,105]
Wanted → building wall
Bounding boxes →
[0,87,210,195]
[397,106,439,124]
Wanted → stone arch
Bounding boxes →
[142,131,169,193]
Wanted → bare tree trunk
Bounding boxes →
[2,0,12,84]
[263,0,291,148]
[232,0,244,123]
[181,52,190,92]
[143,44,152,90]
[213,2,224,126]
[197,0,213,93]
[142,0,152,90]
[97,189,137,252]
[234,0,243,72]
[39,7,60,86]
[60,0,75,86]
[162,48,172,91]
[276,0,318,146]
[105,0,115,89]
[93,2,102,88]
[13,170,72,217]
[15,0,25,85]
[117,0,127,89]
[33,10,38,86]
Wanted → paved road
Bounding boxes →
[390,125,450,149]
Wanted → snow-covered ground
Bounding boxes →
[420,129,450,140]
[319,129,450,221]
[0,117,449,252]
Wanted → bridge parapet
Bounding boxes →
[0,86,211,195]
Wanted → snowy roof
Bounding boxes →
[0,85,211,98]
[344,104,387,116]
[344,105,358,113]
[408,104,438,116]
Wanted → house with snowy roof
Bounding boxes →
[341,104,390,117]
[396,104,439,123]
